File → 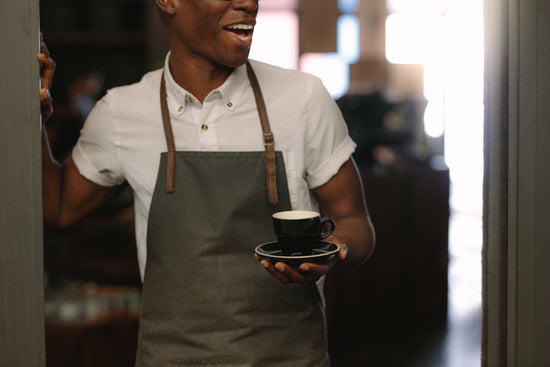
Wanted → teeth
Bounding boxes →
[226,24,253,30]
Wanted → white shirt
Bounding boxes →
[72,54,356,278]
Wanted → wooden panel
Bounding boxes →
[533,1,550,362]
[0,0,45,366]
[487,0,550,365]
[357,0,387,60]
[299,0,338,54]
[348,59,388,93]
[513,0,550,364]
[387,64,424,99]
[482,0,509,365]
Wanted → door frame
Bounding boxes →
[483,0,550,365]
[0,0,45,366]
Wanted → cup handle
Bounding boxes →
[320,217,336,239]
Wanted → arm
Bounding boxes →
[314,157,374,268]
[39,33,112,229]
[42,135,112,229]
[257,158,375,283]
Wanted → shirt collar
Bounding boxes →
[162,52,248,116]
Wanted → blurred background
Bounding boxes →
[40,0,483,366]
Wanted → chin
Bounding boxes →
[224,57,249,68]
[221,49,252,68]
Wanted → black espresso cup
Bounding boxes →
[272,210,336,256]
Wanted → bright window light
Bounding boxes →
[338,15,360,64]
[258,0,298,10]
[299,53,349,99]
[338,0,359,13]
[423,100,445,137]
[385,13,435,64]
[387,0,448,13]
[249,11,299,70]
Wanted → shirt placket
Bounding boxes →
[195,97,219,151]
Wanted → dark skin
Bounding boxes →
[39,0,375,284]
[39,34,112,229]
[255,159,374,283]
[37,33,54,123]
[155,0,259,101]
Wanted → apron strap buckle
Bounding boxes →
[263,132,274,147]
[263,133,278,205]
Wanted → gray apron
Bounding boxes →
[135,62,330,366]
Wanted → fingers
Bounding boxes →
[254,238,349,284]
[40,32,50,58]
[274,262,309,283]
[40,87,54,122]
[39,87,51,102]
[338,241,348,261]
[37,32,56,123]
[297,262,331,282]
[254,254,330,284]
[324,235,348,262]
[37,53,55,84]
[37,33,56,91]
[255,255,293,284]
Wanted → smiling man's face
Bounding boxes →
[170,0,259,68]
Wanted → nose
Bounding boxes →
[233,0,258,13]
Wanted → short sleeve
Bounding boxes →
[304,77,356,189]
[72,92,126,187]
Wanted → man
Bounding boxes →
[39,0,375,365]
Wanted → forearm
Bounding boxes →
[314,158,376,269]
[331,214,375,268]
[43,127,114,229]
[42,126,64,228]
[39,34,100,230]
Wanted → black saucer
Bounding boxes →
[255,241,339,266]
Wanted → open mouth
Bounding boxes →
[223,24,254,39]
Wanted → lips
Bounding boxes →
[223,23,255,41]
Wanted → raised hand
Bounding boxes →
[37,32,56,123]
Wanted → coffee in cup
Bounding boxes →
[272,210,336,256]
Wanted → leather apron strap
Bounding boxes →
[160,73,176,193]
[159,62,278,204]
[245,61,278,205]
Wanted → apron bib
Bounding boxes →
[135,63,330,366]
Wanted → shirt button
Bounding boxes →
[201,124,208,131]
[178,106,183,112]
[188,97,195,104]
[226,101,233,108]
